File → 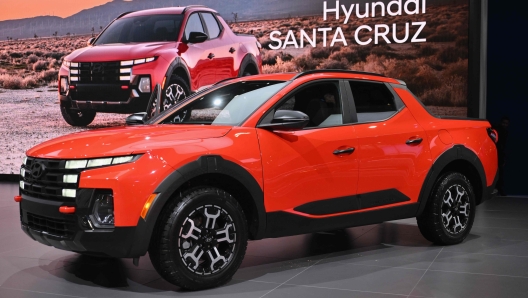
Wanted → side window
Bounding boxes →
[201,13,221,39]
[184,13,205,40]
[274,81,343,128]
[348,81,398,123]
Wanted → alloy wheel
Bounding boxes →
[164,83,186,110]
[178,205,237,275]
[441,184,471,235]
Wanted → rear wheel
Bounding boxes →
[149,187,248,290]
[417,172,476,245]
[60,103,96,126]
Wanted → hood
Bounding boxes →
[66,42,178,62]
[27,125,232,159]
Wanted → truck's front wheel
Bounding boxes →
[60,104,96,127]
[149,187,248,290]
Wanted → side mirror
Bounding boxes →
[258,110,309,131]
[126,112,148,125]
[186,32,208,44]
[87,37,95,46]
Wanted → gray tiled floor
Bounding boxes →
[2,181,528,297]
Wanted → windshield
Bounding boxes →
[157,81,287,126]
[95,14,183,45]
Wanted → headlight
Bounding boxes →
[62,60,71,69]
[60,77,69,94]
[139,77,151,93]
[92,193,115,228]
[65,155,140,169]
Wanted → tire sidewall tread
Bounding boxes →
[149,187,248,290]
[417,172,476,245]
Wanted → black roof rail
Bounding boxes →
[291,69,386,80]
[116,11,135,19]
[183,5,208,13]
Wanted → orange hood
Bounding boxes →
[27,125,232,159]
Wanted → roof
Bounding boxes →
[242,70,400,84]
[122,6,217,18]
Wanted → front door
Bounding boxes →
[181,12,216,88]
[200,12,235,82]
[257,80,359,215]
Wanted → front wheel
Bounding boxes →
[417,172,476,245]
[149,187,248,290]
[60,104,96,126]
[149,75,189,118]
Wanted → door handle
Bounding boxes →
[229,47,236,54]
[406,137,423,145]
[333,147,355,155]
[208,53,215,59]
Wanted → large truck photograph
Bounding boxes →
[59,5,262,126]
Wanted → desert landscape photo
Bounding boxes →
[0,1,470,174]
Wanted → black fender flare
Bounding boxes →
[238,54,259,77]
[131,155,266,256]
[165,57,191,90]
[416,145,488,217]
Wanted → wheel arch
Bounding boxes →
[238,54,259,77]
[133,155,266,256]
[165,57,191,91]
[417,145,487,217]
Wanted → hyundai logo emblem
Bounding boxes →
[29,162,46,179]
[91,63,104,74]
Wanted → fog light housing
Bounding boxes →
[138,77,151,93]
[60,77,69,94]
[91,194,115,228]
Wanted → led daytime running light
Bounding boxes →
[120,57,156,66]
[65,155,138,169]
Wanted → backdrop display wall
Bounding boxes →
[0,0,485,175]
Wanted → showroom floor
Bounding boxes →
[1,182,528,298]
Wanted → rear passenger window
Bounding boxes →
[202,13,221,38]
[348,81,399,123]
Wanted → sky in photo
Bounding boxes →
[0,0,111,21]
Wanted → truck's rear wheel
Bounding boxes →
[60,104,96,126]
[417,172,476,245]
[149,187,248,290]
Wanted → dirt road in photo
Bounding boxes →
[0,87,127,174]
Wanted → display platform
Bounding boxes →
[1,181,527,297]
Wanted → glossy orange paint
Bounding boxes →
[33,125,264,227]
[25,71,497,228]
[353,108,432,204]
[257,125,358,212]
[394,87,497,186]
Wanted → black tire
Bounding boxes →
[238,55,259,77]
[149,187,248,290]
[149,75,190,118]
[60,104,96,126]
[417,172,476,245]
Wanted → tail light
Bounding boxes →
[487,128,498,144]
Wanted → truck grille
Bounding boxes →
[70,61,128,83]
[20,158,81,202]
[27,212,75,238]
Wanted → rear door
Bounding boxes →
[257,80,359,215]
[346,80,432,206]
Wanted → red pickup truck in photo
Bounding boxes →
[58,5,262,126]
